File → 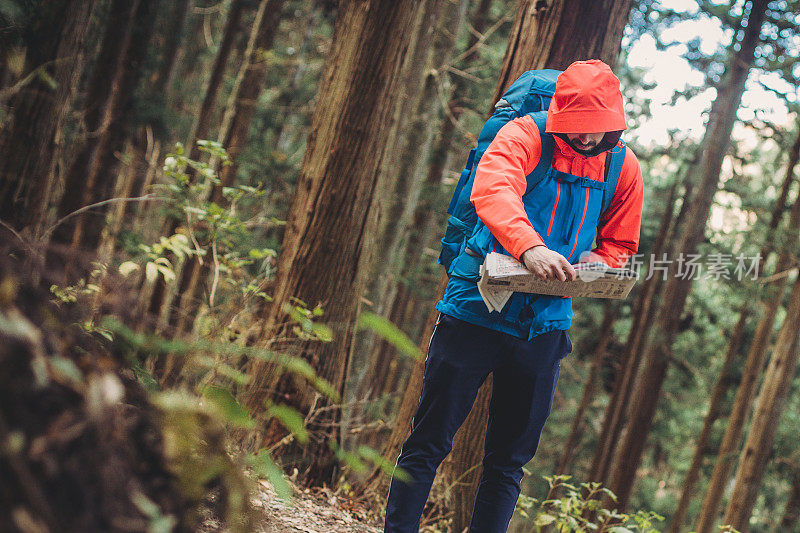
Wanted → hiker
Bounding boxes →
[383,60,644,532]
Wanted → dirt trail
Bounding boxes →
[200,481,383,533]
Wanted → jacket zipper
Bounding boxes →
[546,180,561,236]
[566,188,590,261]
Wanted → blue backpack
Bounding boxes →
[438,69,624,272]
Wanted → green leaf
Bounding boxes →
[157,265,175,283]
[249,452,292,501]
[534,513,557,527]
[49,356,84,385]
[145,262,158,283]
[267,404,308,444]
[357,445,410,483]
[329,440,367,473]
[132,492,177,533]
[357,312,423,360]
[194,356,251,386]
[202,386,254,429]
[312,323,333,342]
[118,261,140,277]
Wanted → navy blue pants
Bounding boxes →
[384,314,572,532]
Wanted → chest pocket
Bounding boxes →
[524,168,606,262]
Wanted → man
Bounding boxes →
[384,60,644,532]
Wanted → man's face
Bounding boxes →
[566,132,605,151]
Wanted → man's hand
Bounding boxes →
[522,245,576,282]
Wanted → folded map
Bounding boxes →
[477,252,639,312]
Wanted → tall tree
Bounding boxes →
[669,125,800,533]
[49,0,159,265]
[605,0,771,509]
[590,158,696,484]
[777,467,800,531]
[694,146,800,532]
[342,0,467,452]
[187,0,248,161]
[242,0,424,485]
[151,0,193,98]
[721,275,800,531]
[0,1,95,235]
[357,0,500,494]
[163,0,286,340]
[143,0,251,332]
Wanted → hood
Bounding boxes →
[546,60,627,134]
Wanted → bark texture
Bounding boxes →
[242,0,423,485]
[344,0,469,452]
[722,276,800,530]
[50,0,158,262]
[492,0,632,104]
[0,0,95,235]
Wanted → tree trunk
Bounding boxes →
[0,0,95,235]
[350,0,501,486]
[96,139,137,264]
[241,0,424,486]
[343,0,468,453]
[492,0,632,105]
[605,0,769,509]
[49,0,158,267]
[695,179,800,532]
[668,309,749,533]
[150,0,285,386]
[354,274,449,498]
[669,126,800,533]
[164,0,286,338]
[188,0,248,159]
[777,468,800,532]
[144,0,249,329]
[556,302,618,475]
[437,1,633,530]
[348,0,491,474]
[152,0,193,97]
[590,160,697,485]
[722,276,800,531]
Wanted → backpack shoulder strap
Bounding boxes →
[524,111,555,194]
[601,143,627,216]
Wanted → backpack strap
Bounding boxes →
[524,111,555,194]
[601,143,627,216]
[447,147,476,215]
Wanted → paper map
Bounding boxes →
[477,252,638,312]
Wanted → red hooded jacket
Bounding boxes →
[470,60,643,268]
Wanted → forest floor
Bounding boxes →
[200,480,382,532]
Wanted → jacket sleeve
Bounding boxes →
[591,149,643,268]
[470,116,545,260]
